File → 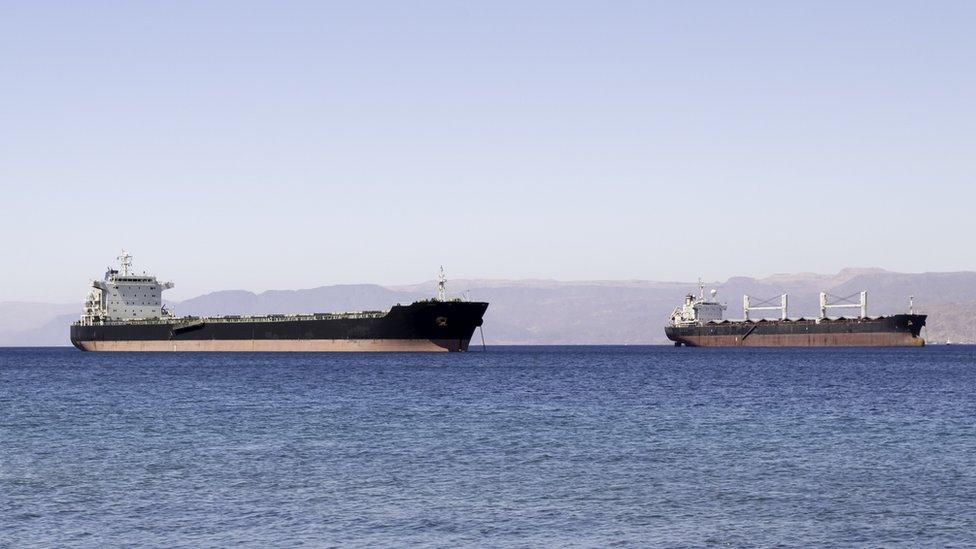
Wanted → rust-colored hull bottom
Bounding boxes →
[674,333,924,347]
[74,338,470,352]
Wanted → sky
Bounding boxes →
[1,1,974,302]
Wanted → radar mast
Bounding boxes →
[437,266,447,301]
[117,250,133,276]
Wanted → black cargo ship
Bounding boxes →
[71,253,488,352]
[666,314,925,347]
[72,300,488,352]
[665,281,925,347]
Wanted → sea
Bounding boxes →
[2,346,976,547]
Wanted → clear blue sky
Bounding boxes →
[1,2,973,302]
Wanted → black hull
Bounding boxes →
[71,301,489,352]
[666,314,926,347]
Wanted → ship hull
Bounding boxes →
[666,314,926,347]
[71,301,488,353]
[72,338,470,352]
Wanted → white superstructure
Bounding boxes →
[80,251,174,324]
[668,279,727,327]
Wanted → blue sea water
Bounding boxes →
[2,346,976,548]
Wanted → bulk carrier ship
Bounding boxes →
[665,280,925,347]
[70,252,488,352]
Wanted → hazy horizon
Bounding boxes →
[3,2,973,302]
[5,266,976,347]
[3,264,969,306]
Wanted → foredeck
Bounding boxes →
[73,310,390,327]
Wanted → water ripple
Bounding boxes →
[2,346,976,547]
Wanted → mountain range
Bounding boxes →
[3,268,974,346]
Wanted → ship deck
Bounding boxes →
[73,310,391,327]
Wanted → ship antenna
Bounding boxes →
[698,277,705,300]
[437,265,447,301]
[117,249,133,276]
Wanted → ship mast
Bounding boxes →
[437,266,447,301]
[117,250,133,276]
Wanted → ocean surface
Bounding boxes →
[2,346,976,547]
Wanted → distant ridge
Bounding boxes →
[4,268,975,346]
